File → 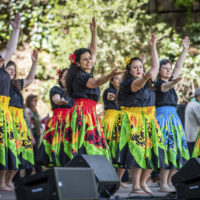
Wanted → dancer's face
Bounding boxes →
[60,70,68,88]
[111,74,122,89]
[159,63,172,79]
[129,60,144,78]
[77,52,93,73]
[5,65,16,79]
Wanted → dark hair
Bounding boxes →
[25,94,38,113]
[66,48,92,97]
[58,68,69,88]
[159,59,172,68]
[109,78,114,88]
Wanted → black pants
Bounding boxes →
[25,134,42,177]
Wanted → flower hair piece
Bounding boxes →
[69,53,77,63]
[57,68,62,79]
[124,57,131,65]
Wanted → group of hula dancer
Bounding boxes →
[1,13,200,196]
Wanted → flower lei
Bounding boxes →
[69,53,77,63]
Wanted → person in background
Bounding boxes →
[102,74,125,186]
[25,94,42,176]
[37,68,75,167]
[185,88,200,157]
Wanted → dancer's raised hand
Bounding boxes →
[10,13,21,29]
[31,49,38,63]
[149,33,156,47]
[90,16,97,33]
[182,36,190,50]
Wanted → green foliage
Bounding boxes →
[0,0,200,105]
[172,0,194,8]
[184,22,200,45]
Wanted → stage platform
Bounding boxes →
[0,183,177,200]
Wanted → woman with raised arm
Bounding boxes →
[3,50,38,188]
[65,46,124,162]
[37,68,75,167]
[37,17,98,167]
[116,34,167,195]
[0,13,21,191]
[155,37,190,192]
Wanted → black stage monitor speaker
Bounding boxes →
[14,167,98,200]
[172,158,200,200]
[66,154,120,198]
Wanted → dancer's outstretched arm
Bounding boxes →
[23,50,38,88]
[160,77,182,92]
[0,13,21,66]
[131,73,152,92]
[86,68,125,88]
[172,36,190,78]
[52,95,68,105]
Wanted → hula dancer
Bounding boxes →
[102,75,121,143]
[0,13,21,191]
[37,68,75,167]
[102,75,127,186]
[5,50,38,179]
[66,47,124,162]
[117,34,167,195]
[37,17,97,167]
[155,36,190,192]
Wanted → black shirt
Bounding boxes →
[103,85,120,110]
[119,77,155,107]
[0,65,10,97]
[155,79,178,107]
[71,70,100,102]
[50,86,75,109]
[9,79,24,108]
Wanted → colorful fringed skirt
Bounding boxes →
[37,107,72,167]
[38,99,111,167]
[192,131,200,158]
[0,96,19,170]
[102,109,120,164]
[114,106,168,169]
[9,106,34,169]
[68,98,110,161]
[156,106,190,169]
